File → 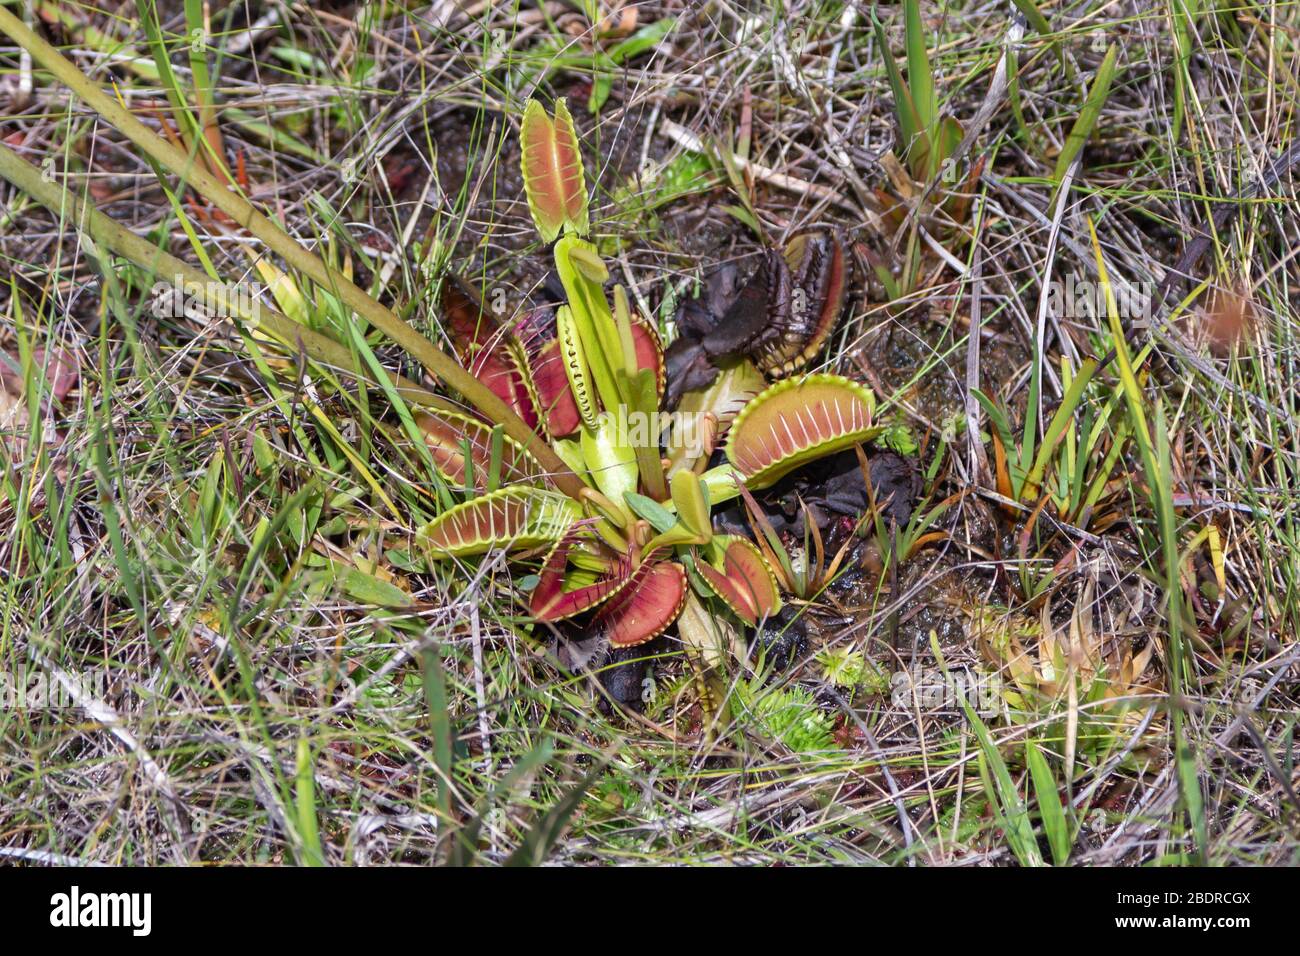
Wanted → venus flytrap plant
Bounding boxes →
[416,98,886,659]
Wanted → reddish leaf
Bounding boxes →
[38,347,78,401]
[420,488,579,557]
[549,103,588,233]
[530,337,582,437]
[0,345,79,402]
[416,410,538,491]
[631,315,664,400]
[763,232,850,375]
[442,279,538,429]
[520,99,589,243]
[726,374,880,488]
[530,534,630,621]
[696,539,781,626]
[596,560,687,647]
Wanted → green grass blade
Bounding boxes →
[934,632,1042,865]
[1024,358,1098,493]
[1089,219,1205,861]
[423,645,456,854]
[903,0,935,132]
[967,706,1043,867]
[871,9,921,152]
[1026,740,1070,865]
[1052,44,1118,195]
[294,736,326,866]
[505,758,607,866]
[450,742,554,866]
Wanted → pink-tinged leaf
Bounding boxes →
[631,314,665,401]
[530,534,630,621]
[550,101,589,234]
[36,347,79,401]
[520,99,589,243]
[442,279,538,429]
[521,100,565,242]
[596,560,687,647]
[696,539,781,626]
[0,345,79,402]
[420,487,579,558]
[441,278,496,356]
[415,410,539,491]
[725,374,881,488]
[529,336,582,437]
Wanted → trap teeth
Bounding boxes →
[755,232,850,376]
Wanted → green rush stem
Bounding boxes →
[0,6,585,499]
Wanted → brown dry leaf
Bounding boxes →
[0,345,81,470]
[598,2,638,38]
[878,151,916,199]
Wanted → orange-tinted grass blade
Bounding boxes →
[804,498,826,587]
[736,479,796,592]
[945,154,986,226]
[904,531,948,560]
[990,426,1013,508]
[874,187,907,232]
